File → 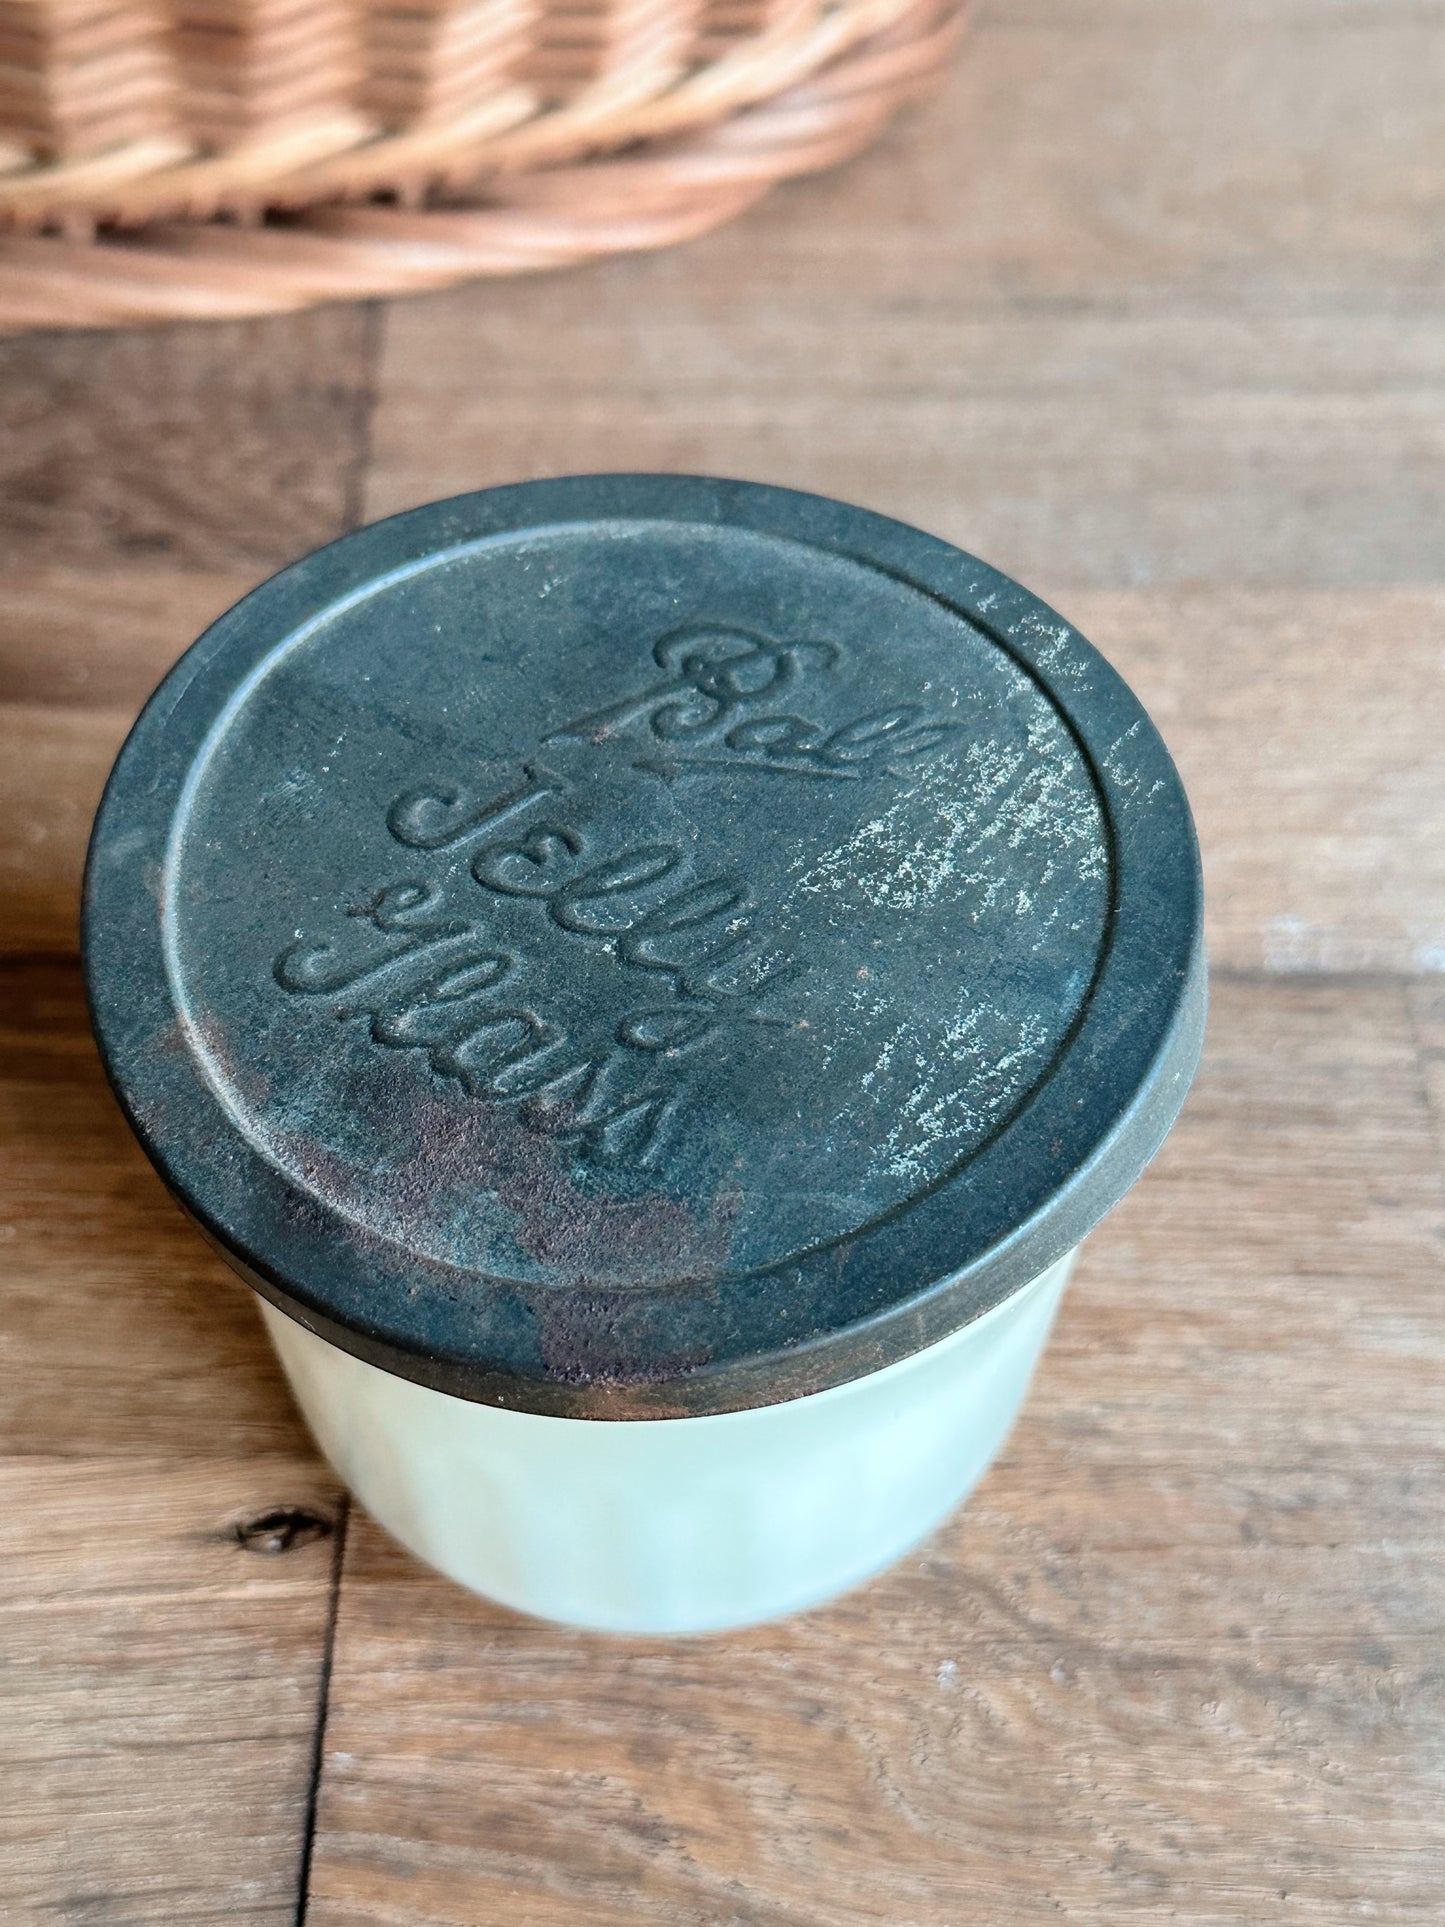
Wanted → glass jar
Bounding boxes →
[84,475,1204,1634]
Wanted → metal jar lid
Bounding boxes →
[84,475,1205,1418]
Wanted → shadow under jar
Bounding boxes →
[83,475,1205,1635]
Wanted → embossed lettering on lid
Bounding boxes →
[84,476,1204,1416]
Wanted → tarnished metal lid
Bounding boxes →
[84,476,1205,1417]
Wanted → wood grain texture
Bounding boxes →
[1069,589,1445,977]
[4,0,1445,1917]
[0,569,258,953]
[0,570,254,709]
[0,702,135,955]
[0,307,374,573]
[0,1458,342,1927]
[0,962,320,1458]
[0,962,346,1926]
[302,978,1445,1926]
[363,0,1445,588]
[3,589,1441,969]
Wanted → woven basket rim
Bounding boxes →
[0,0,962,330]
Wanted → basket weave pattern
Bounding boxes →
[0,0,960,329]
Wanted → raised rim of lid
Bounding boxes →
[83,475,1205,1417]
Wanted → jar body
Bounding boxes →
[258,1248,1076,1634]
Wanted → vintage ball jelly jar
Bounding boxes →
[83,475,1205,1634]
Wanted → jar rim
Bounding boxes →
[83,475,1205,1417]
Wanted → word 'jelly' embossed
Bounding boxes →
[272,622,955,1168]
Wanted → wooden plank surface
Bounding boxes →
[0,962,328,1458]
[1,1457,343,1927]
[2,0,1444,1919]
[0,570,253,957]
[0,961,348,1923]
[305,979,1445,1927]
[364,0,1445,590]
[0,309,375,574]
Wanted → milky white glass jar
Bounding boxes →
[84,476,1204,1635]
[258,1249,1075,1633]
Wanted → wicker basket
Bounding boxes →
[0,0,960,330]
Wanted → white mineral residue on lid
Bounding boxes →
[788,710,1106,917]
[871,1001,1056,1184]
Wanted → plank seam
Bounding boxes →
[295,1490,350,1927]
